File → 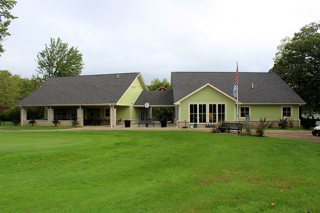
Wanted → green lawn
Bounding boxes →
[0,131,319,212]
[0,126,80,130]
[0,121,14,126]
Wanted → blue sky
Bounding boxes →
[0,0,319,84]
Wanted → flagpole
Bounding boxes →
[236,62,239,123]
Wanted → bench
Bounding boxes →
[138,120,155,127]
[218,123,243,134]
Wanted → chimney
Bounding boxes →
[117,75,119,79]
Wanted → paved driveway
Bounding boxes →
[265,130,320,143]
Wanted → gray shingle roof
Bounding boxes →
[134,91,174,106]
[171,72,305,104]
[17,73,140,106]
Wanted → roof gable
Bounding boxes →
[171,72,305,104]
[174,83,236,104]
[17,73,141,106]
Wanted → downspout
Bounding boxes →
[109,105,113,128]
[298,104,301,127]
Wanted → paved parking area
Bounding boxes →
[265,130,320,143]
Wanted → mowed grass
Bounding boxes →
[0,126,80,130]
[0,131,319,212]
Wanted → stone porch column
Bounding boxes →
[77,108,84,126]
[20,107,27,126]
[113,108,117,127]
[47,109,54,123]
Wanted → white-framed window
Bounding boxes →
[209,104,217,123]
[282,107,292,118]
[190,103,226,124]
[240,107,250,118]
[190,104,197,123]
[199,104,206,123]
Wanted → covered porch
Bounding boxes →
[133,90,176,127]
[20,105,119,127]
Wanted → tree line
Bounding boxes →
[269,21,320,114]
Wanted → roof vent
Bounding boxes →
[252,83,254,89]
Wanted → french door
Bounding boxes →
[190,103,225,124]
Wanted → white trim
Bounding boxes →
[116,104,132,106]
[16,103,117,107]
[281,106,292,118]
[174,83,238,105]
[138,74,149,91]
[16,102,306,107]
[133,105,175,107]
[188,102,227,124]
[240,103,305,105]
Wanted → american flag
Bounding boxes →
[235,64,239,86]
[233,63,238,99]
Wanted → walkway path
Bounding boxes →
[1,125,319,143]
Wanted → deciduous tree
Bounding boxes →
[0,0,17,56]
[0,70,40,108]
[36,37,84,81]
[147,78,171,91]
[269,21,320,113]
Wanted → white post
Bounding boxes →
[110,105,113,128]
[20,107,27,126]
[113,107,117,127]
[236,85,239,122]
[236,61,239,123]
[77,108,84,126]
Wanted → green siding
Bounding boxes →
[180,86,235,122]
[116,106,130,120]
[246,105,280,121]
[242,105,300,121]
[132,107,140,119]
[118,76,145,105]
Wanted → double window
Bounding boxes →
[190,103,225,123]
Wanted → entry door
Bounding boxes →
[140,108,147,121]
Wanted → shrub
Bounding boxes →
[240,129,252,136]
[288,119,294,128]
[278,118,288,129]
[28,119,36,126]
[301,117,316,129]
[267,120,274,128]
[52,120,60,127]
[3,107,21,125]
[211,127,218,133]
[256,124,265,137]
[259,117,268,128]
[72,119,79,127]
